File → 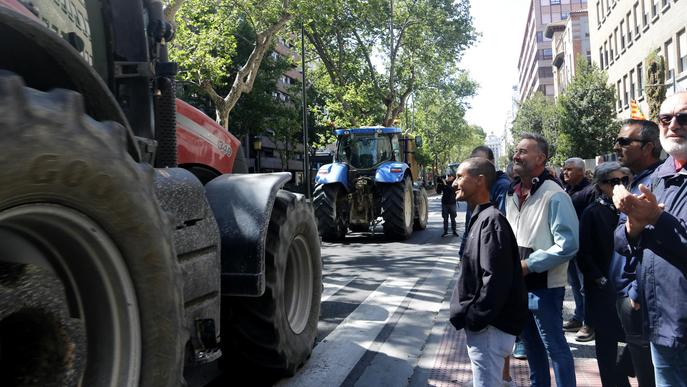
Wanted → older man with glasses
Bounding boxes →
[610,118,662,386]
[613,91,687,385]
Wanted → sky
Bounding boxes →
[461,0,530,138]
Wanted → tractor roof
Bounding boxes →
[334,126,402,136]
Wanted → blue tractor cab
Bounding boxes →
[313,126,428,240]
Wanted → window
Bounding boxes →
[617,80,622,109]
[633,3,640,35]
[637,63,644,97]
[661,0,669,9]
[665,39,674,80]
[678,29,687,73]
[542,48,553,60]
[651,0,659,17]
[609,34,614,60]
[620,21,626,49]
[604,42,609,66]
[623,75,629,106]
[539,67,553,77]
[626,12,633,42]
[599,47,605,67]
[551,0,561,4]
[537,31,544,42]
[614,28,619,58]
[596,2,602,25]
[630,69,636,100]
[642,0,650,25]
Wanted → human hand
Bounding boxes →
[629,298,641,311]
[614,184,664,238]
[520,260,529,276]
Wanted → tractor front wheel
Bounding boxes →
[313,184,348,241]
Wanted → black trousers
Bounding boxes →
[616,296,656,387]
[441,203,456,232]
[586,281,631,387]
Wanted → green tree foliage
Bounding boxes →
[555,58,617,164]
[167,0,298,128]
[645,52,667,121]
[512,92,560,141]
[305,0,476,127]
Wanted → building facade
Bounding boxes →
[589,0,687,118]
[518,0,588,103]
[546,10,591,97]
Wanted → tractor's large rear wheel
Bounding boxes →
[0,73,184,387]
[313,184,348,241]
[381,177,415,239]
[223,191,321,376]
[413,187,429,230]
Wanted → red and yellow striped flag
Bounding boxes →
[630,100,646,120]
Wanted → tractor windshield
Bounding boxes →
[336,134,394,168]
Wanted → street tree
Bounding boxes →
[511,92,559,141]
[305,0,476,127]
[166,0,297,129]
[645,51,667,121]
[555,58,616,164]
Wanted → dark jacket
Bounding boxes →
[609,161,661,298]
[566,178,596,219]
[436,179,457,206]
[577,196,618,284]
[450,203,527,335]
[615,156,687,348]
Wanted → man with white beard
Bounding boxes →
[613,91,687,385]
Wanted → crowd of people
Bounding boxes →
[448,91,687,387]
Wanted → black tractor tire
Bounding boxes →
[0,72,184,386]
[223,191,321,376]
[413,186,429,230]
[313,183,348,241]
[381,176,415,239]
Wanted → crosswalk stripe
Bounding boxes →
[321,275,358,303]
[277,277,418,387]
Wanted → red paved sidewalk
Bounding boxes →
[428,322,639,387]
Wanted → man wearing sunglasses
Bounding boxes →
[610,118,661,386]
[613,91,687,385]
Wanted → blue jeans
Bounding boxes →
[567,259,585,323]
[521,287,576,387]
[650,343,687,386]
[465,325,516,387]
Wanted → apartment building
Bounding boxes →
[517,0,588,103]
[546,10,591,97]
[589,0,687,117]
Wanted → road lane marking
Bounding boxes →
[277,277,418,387]
[321,275,358,303]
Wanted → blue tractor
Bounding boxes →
[314,126,429,240]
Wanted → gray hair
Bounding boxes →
[592,162,631,192]
[563,157,585,170]
[519,132,549,159]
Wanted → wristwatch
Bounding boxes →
[596,277,608,287]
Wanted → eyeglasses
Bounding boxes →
[615,137,647,147]
[658,112,687,126]
[601,176,630,186]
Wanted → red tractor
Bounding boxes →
[0,1,322,386]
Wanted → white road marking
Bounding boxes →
[321,275,358,303]
[277,277,418,387]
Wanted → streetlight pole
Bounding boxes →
[301,22,311,200]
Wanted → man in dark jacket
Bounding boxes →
[562,157,596,342]
[449,157,527,387]
[436,171,459,237]
[610,118,662,387]
[613,91,687,385]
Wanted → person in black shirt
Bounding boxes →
[449,157,527,387]
[436,171,459,237]
[577,162,632,387]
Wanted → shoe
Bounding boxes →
[453,231,460,237]
[575,325,595,342]
[511,340,527,360]
[562,318,582,332]
[441,231,448,237]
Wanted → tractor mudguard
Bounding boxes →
[375,161,409,183]
[205,172,292,296]
[314,162,349,190]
